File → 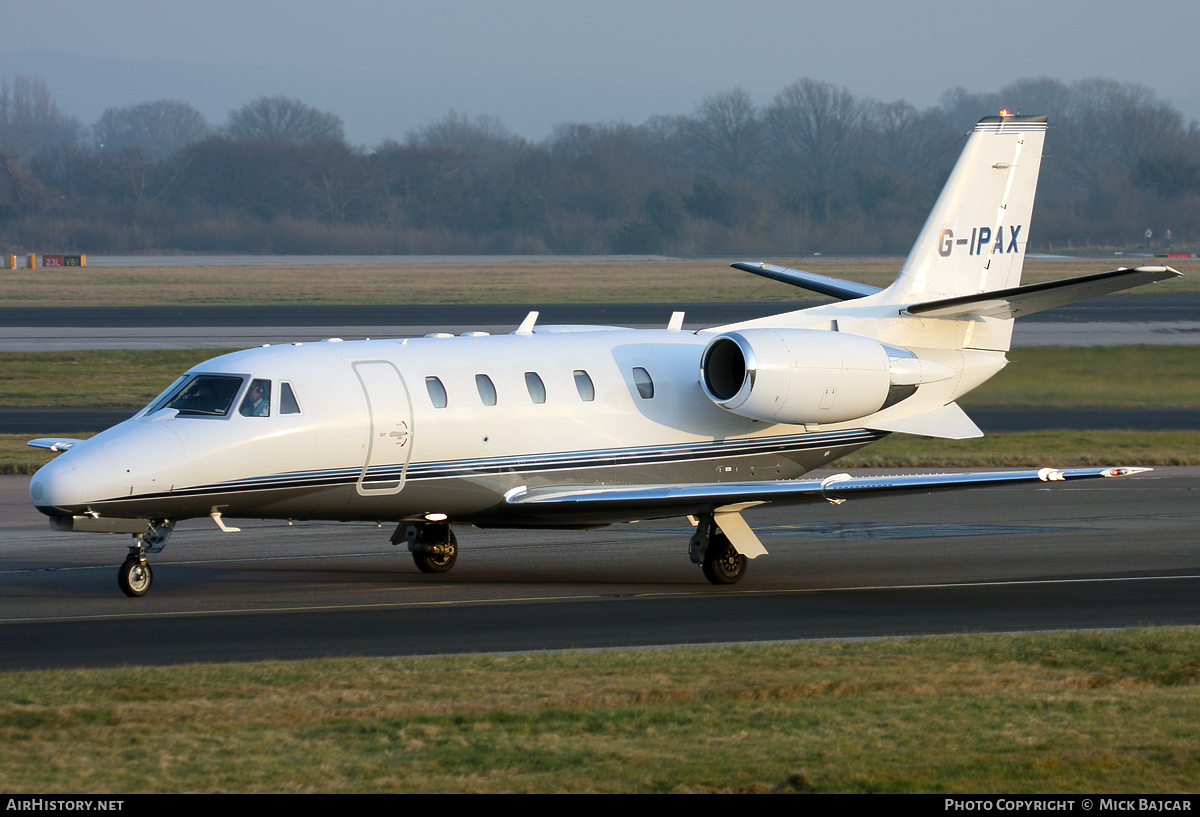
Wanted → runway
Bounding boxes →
[3,468,1198,670]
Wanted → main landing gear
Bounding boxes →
[117,520,174,597]
[392,521,458,574]
[689,514,747,585]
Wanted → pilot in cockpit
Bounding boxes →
[239,379,271,417]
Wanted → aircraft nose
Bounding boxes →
[29,447,117,516]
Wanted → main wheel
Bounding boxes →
[412,530,458,574]
[701,533,746,585]
[118,556,153,597]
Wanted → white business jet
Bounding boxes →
[29,115,1179,596]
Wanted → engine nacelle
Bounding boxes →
[699,328,895,425]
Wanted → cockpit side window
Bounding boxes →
[280,382,301,414]
[239,379,272,417]
[145,375,189,415]
[167,375,245,417]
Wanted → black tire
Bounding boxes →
[412,530,458,574]
[701,533,746,585]
[118,557,153,597]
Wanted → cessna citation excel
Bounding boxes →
[29,114,1180,596]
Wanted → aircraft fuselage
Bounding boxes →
[30,328,884,528]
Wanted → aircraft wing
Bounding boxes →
[731,262,882,300]
[902,266,1180,320]
[505,466,1149,519]
[27,438,87,452]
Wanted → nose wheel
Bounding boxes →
[118,554,153,597]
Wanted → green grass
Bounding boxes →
[0,257,1189,307]
[961,345,1200,408]
[0,349,236,407]
[2,345,1197,410]
[0,434,94,474]
[840,430,1200,468]
[2,629,1199,793]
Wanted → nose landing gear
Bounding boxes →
[119,553,152,597]
[116,520,174,597]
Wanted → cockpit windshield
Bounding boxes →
[161,375,245,417]
[143,375,189,415]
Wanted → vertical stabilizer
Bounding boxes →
[886,115,1047,304]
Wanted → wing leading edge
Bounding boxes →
[506,466,1150,519]
[902,266,1180,320]
[731,262,882,301]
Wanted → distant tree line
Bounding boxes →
[0,74,1196,255]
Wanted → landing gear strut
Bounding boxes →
[392,521,458,574]
[116,520,173,598]
[689,514,747,585]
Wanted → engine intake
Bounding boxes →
[699,329,895,425]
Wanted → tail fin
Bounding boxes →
[886,115,1048,303]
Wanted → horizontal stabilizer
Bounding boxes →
[865,402,983,439]
[903,266,1180,320]
[505,466,1149,519]
[731,262,882,300]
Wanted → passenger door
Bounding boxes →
[352,360,414,496]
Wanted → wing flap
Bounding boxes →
[903,266,1180,320]
[731,262,882,300]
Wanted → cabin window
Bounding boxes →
[632,367,654,399]
[524,372,546,404]
[476,374,497,406]
[239,379,272,416]
[573,370,595,402]
[165,375,244,417]
[425,376,448,408]
[280,382,301,414]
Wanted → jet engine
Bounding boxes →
[698,328,950,425]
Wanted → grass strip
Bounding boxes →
[961,345,1200,408]
[0,434,95,474]
[2,345,1197,410]
[0,257,1193,307]
[1,629,1198,793]
[0,349,236,407]
[840,429,1200,467]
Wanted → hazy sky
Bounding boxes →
[3,0,1197,144]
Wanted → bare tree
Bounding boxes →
[405,110,526,173]
[0,75,81,158]
[686,88,763,179]
[94,100,208,158]
[225,96,344,144]
[764,79,868,220]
